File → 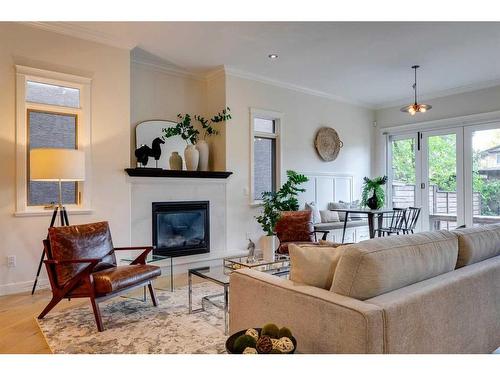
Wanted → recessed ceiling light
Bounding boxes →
[268,54,279,59]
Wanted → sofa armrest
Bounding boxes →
[229,269,384,353]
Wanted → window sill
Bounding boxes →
[14,208,94,217]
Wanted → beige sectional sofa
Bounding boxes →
[229,224,500,353]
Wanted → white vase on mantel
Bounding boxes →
[259,235,276,262]
[184,144,199,171]
[196,139,209,171]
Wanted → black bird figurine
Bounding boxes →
[135,137,165,168]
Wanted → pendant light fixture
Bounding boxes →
[400,65,432,115]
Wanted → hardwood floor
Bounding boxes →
[0,274,189,354]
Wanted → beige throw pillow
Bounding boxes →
[319,210,340,223]
[289,243,346,290]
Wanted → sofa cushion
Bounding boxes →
[305,202,321,224]
[328,202,350,221]
[319,210,340,223]
[92,264,161,295]
[452,223,500,267]
[331,230,458,300]
[314,220,368,231]
[275,211,314,243]
[289,244,346,289]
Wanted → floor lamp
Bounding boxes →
[30,148,85,294]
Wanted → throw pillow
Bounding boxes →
[339,200,364,221]
[305,202,321,224]
[328,202,350,222]
[319,210,340,223]
[289,243,346,290]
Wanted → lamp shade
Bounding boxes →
[30,148,85,181]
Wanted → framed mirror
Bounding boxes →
[135,120,186,169]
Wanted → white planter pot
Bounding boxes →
[169,151,183,170]
[196,139,209,171]
[259,235,276,262]
[184,144,199,171]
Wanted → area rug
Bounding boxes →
[36,283,228,354]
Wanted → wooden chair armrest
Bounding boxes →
[44,258,101,265]
[311,230,329,241]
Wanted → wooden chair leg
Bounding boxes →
[38,295,62,319]
[148,282,158,307]
[90,297,104,332]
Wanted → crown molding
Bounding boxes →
[375,77,500,110]
[131,57,206,81]
[223,66,374,109]
[21,22,137,50]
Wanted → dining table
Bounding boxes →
[328,207,397,243]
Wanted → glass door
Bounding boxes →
[464,124,500,227]
[421,129,464,231]
[388,134,419,208]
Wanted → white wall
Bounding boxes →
[225,74,375,251]
[373,85,500,176]
[0,23,131,294]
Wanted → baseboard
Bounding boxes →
[0,278,49,296]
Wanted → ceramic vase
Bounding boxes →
[259,235,276,262]
[184,144,199,171]
[169,151,183,170]
[196,139,209,171]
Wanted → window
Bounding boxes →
[496,153,500,165]
[250,109,282,203]
[15,66,92,215]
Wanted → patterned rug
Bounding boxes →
[36,283,228,354]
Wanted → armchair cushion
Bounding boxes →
[48,222,116,286]
[92,265,161,295]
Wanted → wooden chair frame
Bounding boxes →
[38,241,159,332]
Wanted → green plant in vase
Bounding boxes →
[162,113,200,171]
[361,176,387,210]
[256,170,308,260]
[194,107,231,171]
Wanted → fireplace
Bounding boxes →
[152,201,210,257]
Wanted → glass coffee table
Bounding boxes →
[188,254,290,334]
[120,254,174,301]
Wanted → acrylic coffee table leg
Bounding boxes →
[224,284,229,335]
[188,271,193,313]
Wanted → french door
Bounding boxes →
[388,128,464,231]
[389,122,500,231]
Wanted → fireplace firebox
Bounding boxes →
[152,201,210,257]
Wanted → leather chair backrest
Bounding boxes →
[275,211,314,243]
[48,221,116,286]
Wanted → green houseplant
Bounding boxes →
[361,176,387,210]
[162,107,231,171]
[256,170,309,259]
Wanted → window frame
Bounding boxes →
[15,65,93,216]
[249,108,283,206]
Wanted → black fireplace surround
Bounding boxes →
[152,201,210,257]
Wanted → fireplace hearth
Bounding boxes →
[152,201,210,257]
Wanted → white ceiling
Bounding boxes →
[31,22,500,108]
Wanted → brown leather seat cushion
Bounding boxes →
[92,265,161,295]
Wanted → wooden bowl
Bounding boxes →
[225,328,297,354]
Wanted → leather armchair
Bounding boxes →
[275,211,328,254]
[38,221,161,332]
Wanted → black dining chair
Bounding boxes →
[402,207,421,234]
[376,208,407,236]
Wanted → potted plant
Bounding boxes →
[361,176,388,210]
[256,170,308,260]
[162,113,200,170]
[194,107,231,171]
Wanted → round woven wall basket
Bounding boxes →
[314,127,343,162]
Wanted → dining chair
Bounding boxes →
[376,208,407,236]
[403,207,421,234]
